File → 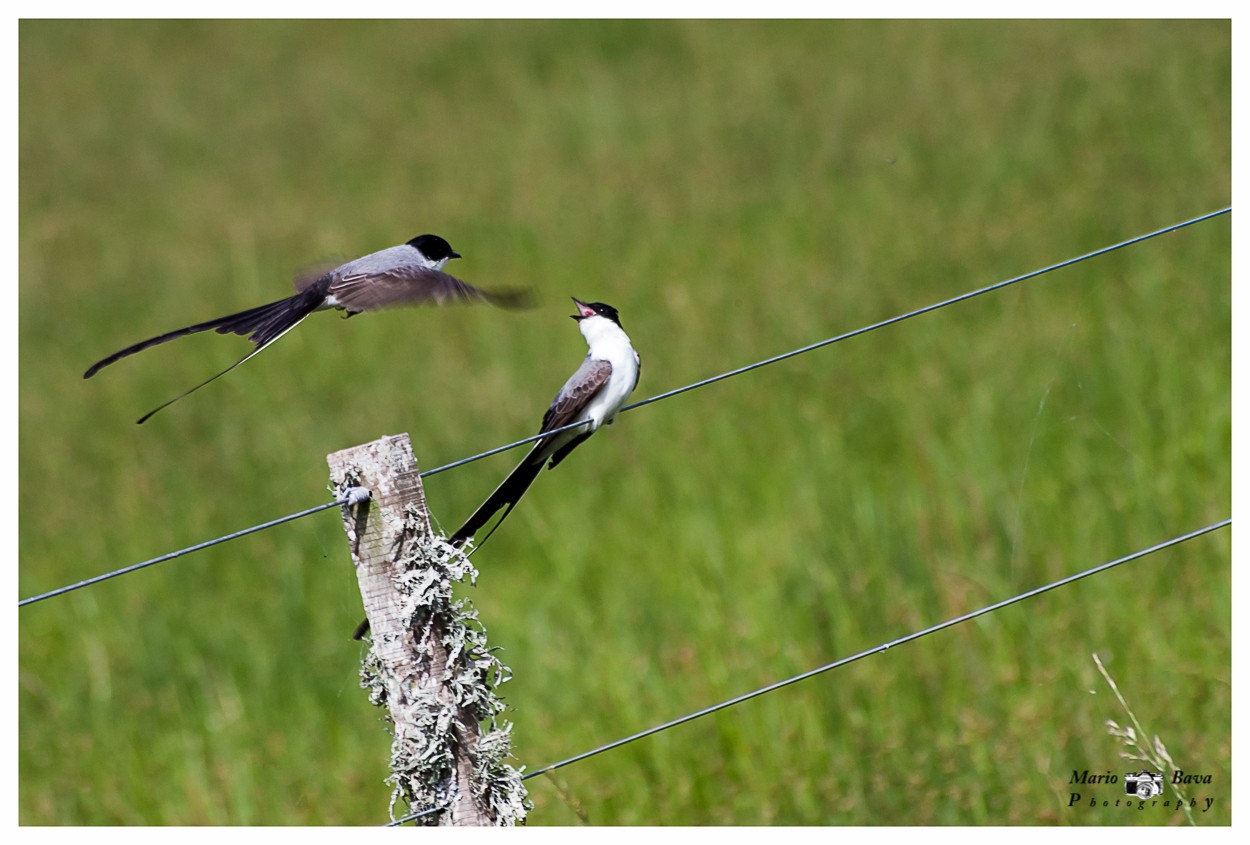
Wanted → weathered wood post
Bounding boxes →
[327,433,527,826]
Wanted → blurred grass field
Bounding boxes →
[18,20,1230,825]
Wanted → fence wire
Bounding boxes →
[18,490,370,607]
[19,207,1230,609]
[387,517,1231,825]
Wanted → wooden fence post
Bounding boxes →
[327,433,527,826]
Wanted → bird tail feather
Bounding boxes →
[84,293,318,379]
[449,451,548,548]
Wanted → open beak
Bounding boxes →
[570,297,594,320]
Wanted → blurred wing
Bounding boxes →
[539,359,613,434]
[327,267,530,312]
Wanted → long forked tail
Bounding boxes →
[133,341,274,424]
[448,451,548,549]
[133,295,319,424]
[90,293,324,424]
[84,293,317,379]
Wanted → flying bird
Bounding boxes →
[84,234,527,423]
[351,297,640,640]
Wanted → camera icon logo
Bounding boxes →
[1123,770,1164,798]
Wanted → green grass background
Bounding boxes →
[19,20,1230,825]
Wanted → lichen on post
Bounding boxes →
[328,433,528,826]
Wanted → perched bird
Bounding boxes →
[84,234,527,423]
[450,298,641,546]
[352,297,640,640]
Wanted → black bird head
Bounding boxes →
[406,233,461,262]
[571,298,623,328]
